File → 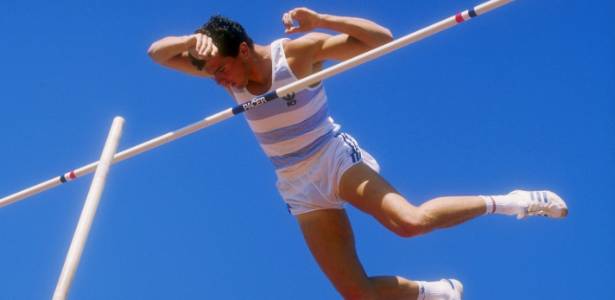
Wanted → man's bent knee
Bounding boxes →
[393,208,436,238]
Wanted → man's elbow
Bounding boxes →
[370,29,393,48]
[380,28,394,44]
[147,41,172,64]
[147,44,161,62]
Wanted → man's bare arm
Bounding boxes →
[147,34,215,77]
[283,8,393,63]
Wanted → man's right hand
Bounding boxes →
[189,33,219,60]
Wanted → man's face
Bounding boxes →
[205,55,246,88]
[205,43,250,89]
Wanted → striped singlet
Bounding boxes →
[229,38,340,172]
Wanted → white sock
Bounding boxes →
[416,280,455,300]
[480,193,527,216]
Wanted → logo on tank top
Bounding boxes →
[282,92,296,107]
[242,95,268,111]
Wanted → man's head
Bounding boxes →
[195,15,254,88]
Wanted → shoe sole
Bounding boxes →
[546,191,569,218]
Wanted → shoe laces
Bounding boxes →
[526,191,553,217]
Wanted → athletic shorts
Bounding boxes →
[275,132,380,215]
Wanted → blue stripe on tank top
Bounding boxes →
[270,127,338,169]
[245,84,324,121]
[255,102,330,145]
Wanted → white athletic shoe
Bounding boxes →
[511,190,569,220]
[419,279,464,300]
[444,279,463,300]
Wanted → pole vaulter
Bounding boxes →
[0,0,513,208]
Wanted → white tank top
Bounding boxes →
[230,38,340,171]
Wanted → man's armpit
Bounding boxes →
[187,52,206,71]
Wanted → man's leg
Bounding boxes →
[338,163,567,238]
[338,163,485,237]
[296,209,421,300]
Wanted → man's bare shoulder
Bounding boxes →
[283,32,332,58]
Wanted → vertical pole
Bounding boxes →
[52,117,125,300]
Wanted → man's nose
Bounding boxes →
[215,77,228,87]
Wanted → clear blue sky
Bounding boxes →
[1,0,613,299]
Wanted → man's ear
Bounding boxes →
[239,42,250,59]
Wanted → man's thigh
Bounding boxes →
[338,162,420,234]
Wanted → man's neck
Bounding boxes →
[245,44,272,94]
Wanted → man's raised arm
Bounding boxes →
[147,33,215,77]
[283,8,393,63]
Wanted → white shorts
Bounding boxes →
[275,132,380,215]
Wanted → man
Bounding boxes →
[148,7,568,300]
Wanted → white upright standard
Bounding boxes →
[52,117,125,300]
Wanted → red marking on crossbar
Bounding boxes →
[455,13,465,23]
[69,171,76,180]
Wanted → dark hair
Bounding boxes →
[195,15,254,57]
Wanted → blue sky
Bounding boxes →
[1,0,613,299]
